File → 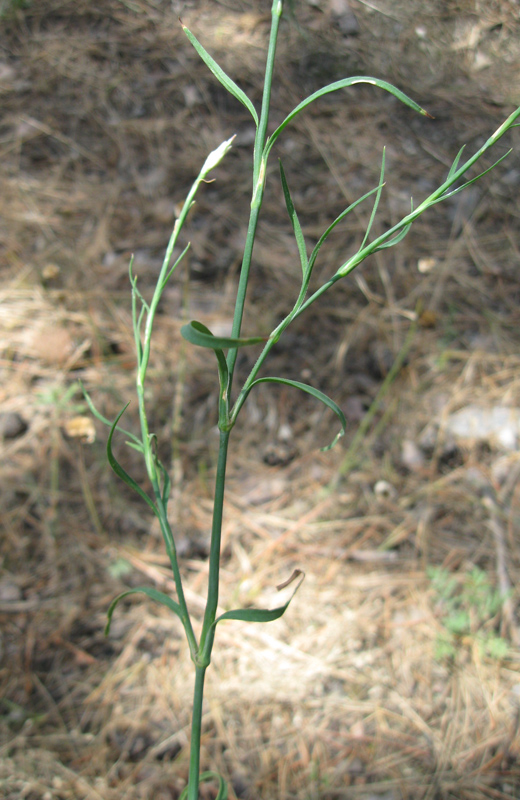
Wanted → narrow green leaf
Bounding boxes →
[154,457,171,506]
[306,183,383,278]
[360,147,385,249]
[107,405,158,515]
[160,242,191,290]
[214,570,305,626]
[250,377,346,450]
[105,587,184,635]
[181,321,230,402]
[129,258,149,311]
[181,320,266,350]
[446,145,466,182]
[265,77,432,156]
[279,160,308,278]
[376,222,412,250]
[81,384,142,447]
[438,150,513,202]
[125,440,146,454]
[182,24,258,126]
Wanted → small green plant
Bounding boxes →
[428,566,510,662]
[85,2,520,796]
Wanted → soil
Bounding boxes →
[1,1,520,799]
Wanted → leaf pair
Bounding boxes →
[181,22,431,166]
[182,320,346,449]
[104,571,305,644]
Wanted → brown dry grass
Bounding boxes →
[1,1,520,798]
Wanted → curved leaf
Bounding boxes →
[213,570,304,626]
[303,183,384,291]
[250,377,346,450]
[182,24,258,126]
[265,77,432,156]
[105,587,184,636]
[82,384,143,449]
[376,221,412,250]
[279,160,308,278]
[107,405,158,515]
[180,321,229,395]
[181,320,266,350]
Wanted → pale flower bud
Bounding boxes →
[201,135,236,177]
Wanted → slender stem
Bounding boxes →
[227,0,283,387]
[199,429,230,661]
[188,664,207,800]
[253,0,283,184]
[156,499,199,659]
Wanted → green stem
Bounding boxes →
[199,429,230,662]
[227,0,283,387]
[156,500,199,659]
[185,431,230,798]
[187,664,207,800]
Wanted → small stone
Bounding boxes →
[0,578,22,602]
[417,257,437,273]
[0,412,28,439]
[335,11,359,35]
[374,480,396,500]
[330,0,359,35]
[401,439,425,471]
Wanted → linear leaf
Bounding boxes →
[158,458,171,505]
[213,570,304,626]
[82,384,142,448]
[446,145,466,182]
[105,587,184,635]
[279,160,308,278]
[160,242,191,290]
[360,147,385,249]
[107,405,158,515]
[438,150,513,202]
[265,77,432,156]
[376,222,412,250]
[250,377,346,450]
[306,183,383,281]
[182,24,258,126]
[181,320,266,350]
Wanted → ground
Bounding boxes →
[1,1,520,798]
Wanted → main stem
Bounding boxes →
[226,0,283,387]
[187,3,285,795]
[187,429,230,800]
[188,665,207,800]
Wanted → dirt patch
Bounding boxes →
[1,1,520,798]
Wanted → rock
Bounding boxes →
[0,578,22,602]
[446,405,520,451]
[0,412,28,440]
[330,0,359,36]
[374,479,396,500]
[401,439,425,471]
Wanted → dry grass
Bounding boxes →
[1,1,520,798]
